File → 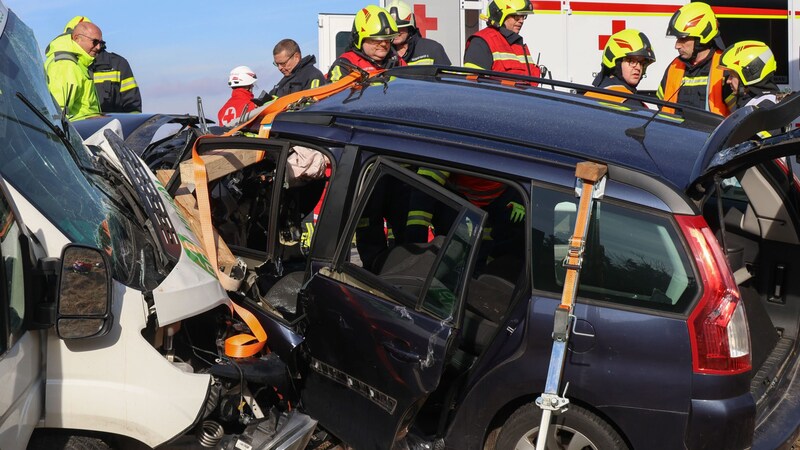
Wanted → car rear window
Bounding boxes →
[531,186,698,312]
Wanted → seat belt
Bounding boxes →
[535,161,607,450]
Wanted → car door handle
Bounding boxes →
[382,341,421,363]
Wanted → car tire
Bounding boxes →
[495,402,628,450]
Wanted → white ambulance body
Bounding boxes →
[319,0,800,95]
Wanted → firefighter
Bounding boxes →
[48,16,141,114]
[327,5,406,82]
[463,0,541,78]
[268,39,327,98]
[719,41,781,110]
[385,0,451,66]
[658,2,733,116]
[44,19,103,121]
[217,66,258,127]
[586,29,656,105]
[93,45,142,113]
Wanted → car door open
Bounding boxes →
[298,158,487,449]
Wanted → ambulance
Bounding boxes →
[318,0,800,95]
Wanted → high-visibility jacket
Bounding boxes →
[658,50,731,116]
[44,33,101,121]
[93,50,142,113]
[327,49,406,82]
[585,76,646,107]
[464,26,541,79]
[400,32,451,66]
[218,88,257,127]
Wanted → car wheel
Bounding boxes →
[495,402,628,450]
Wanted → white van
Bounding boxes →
[0,3,315,448]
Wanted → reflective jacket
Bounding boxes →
[268,55,327,98]
[585,75,646,107]
[400,32,451,66]
[464,26,541,78]
[327,48,406,82]
[658,50,731,116]
[93,50,142,113]
[218,88,257,127]
[44,33,101,121]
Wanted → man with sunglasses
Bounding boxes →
[44,18,103,120]
[267,39,326,99]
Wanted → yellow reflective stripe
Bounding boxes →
[757,130,772,139]
[656,85,665,100]
[120,76,138,92]
[330,66,343,82]
[408,58,434,65]
[94,71,121,83]
[408,210,432,220]
[417,168,449,185]
[482,227,493,241]
[357,217,370,228]
[407,210,433,227]
[682,76,708,87]
[310,79,321,88]
[463,62,485,70]
[491,52,529,64]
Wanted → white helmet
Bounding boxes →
[386,0,415,29]
[228,65,257,87]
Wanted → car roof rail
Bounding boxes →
[384,65,721,125]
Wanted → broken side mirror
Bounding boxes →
[56,245,112,339]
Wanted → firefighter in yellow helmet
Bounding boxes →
[385,0,451,65]
[718,40,780,110]
[586,29,655,106]
[464,0,541,79]
[327,5,406,82]
[658,2,733,116]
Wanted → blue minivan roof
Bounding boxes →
[272,72,719,191]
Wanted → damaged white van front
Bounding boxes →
[0,3,314,449]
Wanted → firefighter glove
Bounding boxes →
[507,202,525,223]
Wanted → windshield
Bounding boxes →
[0,11,157,288]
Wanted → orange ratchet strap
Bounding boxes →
[192,140,267,358]
[535,161,607,450]
[224,71,372,138]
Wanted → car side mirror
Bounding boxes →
[56,245,112,339]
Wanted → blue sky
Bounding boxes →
[6,0,366,115]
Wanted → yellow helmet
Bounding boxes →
[667,2,721,46]
[63,16,91,34]
[487,0,534,28]
[719,40,777,86]
[386,0,415,29]
[351,5,399,50]
[601,29,656,70]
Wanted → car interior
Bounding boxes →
[703,161,799,407]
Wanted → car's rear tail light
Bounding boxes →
[677,215,751,375]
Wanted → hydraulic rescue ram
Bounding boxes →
[535,161,607,450]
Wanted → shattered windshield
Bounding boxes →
[0,11,156,288]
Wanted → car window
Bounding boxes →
[532,186,698,312]
[0,190,24,354]
[338,161,484,320]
